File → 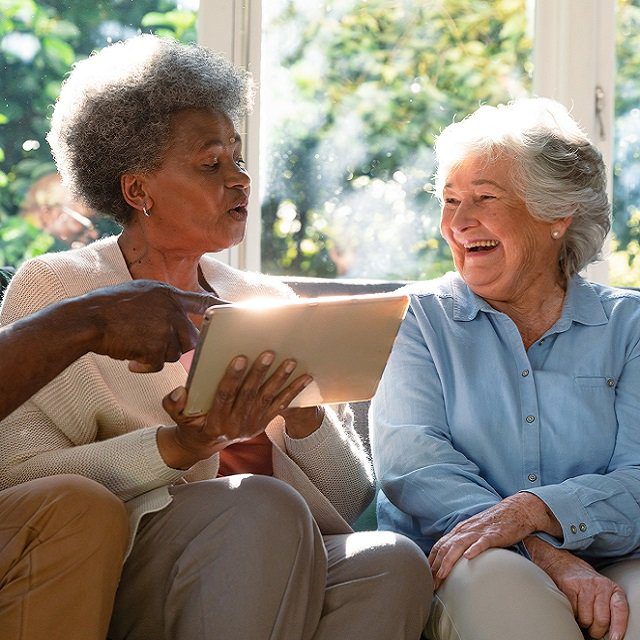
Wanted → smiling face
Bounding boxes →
[440,155,569,306]
[140,108,250,254]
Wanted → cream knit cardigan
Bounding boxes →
[0,236,374,546]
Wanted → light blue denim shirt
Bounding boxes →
[370,272,640,562]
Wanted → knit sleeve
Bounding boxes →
[283,404,375,524]
[0,257,185,499]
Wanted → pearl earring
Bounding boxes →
[551,229,561,239]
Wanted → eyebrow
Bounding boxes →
[199,134,243,152]
[444,179,506,190]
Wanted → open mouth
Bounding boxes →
[227,201,248,221]
[463,240,500,253]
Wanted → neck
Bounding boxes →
[118,223,204,293]
[484,275,568,350]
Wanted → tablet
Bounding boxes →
[184,292,410,416]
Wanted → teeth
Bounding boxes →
[464,240,499,249]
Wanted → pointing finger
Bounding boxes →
[177,290,230,316]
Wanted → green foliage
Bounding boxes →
[0,0,195,267]
[0,213,54,265]
[261,0,532,278]
[612,0,640,255]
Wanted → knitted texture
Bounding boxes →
[0,236,374,538]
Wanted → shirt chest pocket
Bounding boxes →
[571,376,617,461]
[574,375,616,389]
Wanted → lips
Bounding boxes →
[227,198,249,222]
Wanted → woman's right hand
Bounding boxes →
[158,351,311,469]
[524,536,629,640]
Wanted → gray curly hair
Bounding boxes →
[47,34,254,225]
[434,97,610,279]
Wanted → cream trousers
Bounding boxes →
[424,548,640,640]
[109,475,433,640]
[0,475,129,640]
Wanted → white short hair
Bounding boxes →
[434,98,610,278]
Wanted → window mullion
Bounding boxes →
[534,0,615,283]
[198,0,262,271]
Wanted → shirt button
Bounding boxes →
[527,473,537,482]
[526,415,536,423]
[607,378,615,387]
[570,524,577,534]
[539,339,545,345]
[579,523,587,532]
[521,369,530,377]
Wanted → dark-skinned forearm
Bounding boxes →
[0,297,97,421]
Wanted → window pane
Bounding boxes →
[260,0,534,279]
[0,0,198,267]
[611,0,640,286]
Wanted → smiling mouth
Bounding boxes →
[463,240,500,253]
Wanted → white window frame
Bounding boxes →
[534,0,615,283]
[200,0,617,282]
[198,0,262,271]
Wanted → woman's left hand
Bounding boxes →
[428,492,561,589]
[280,405,325,439]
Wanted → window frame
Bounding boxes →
[200,0,616,283]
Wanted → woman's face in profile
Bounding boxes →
[440,155,561,304]
[142,108,251,254]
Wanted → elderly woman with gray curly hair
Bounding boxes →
[0,35,432,640]
[370,98,640,640]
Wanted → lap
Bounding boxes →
[111,476,431,640]
[0,475,125,571]
[426,548,583,640]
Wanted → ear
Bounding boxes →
[121,174,154,215]
[553,215,574,239]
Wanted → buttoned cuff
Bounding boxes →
[521,486,595,550]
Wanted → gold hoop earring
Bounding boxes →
[142,205,151,217]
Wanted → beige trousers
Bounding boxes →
[109,475,433,640]
[0,475,129,640]
[424,548,640,640]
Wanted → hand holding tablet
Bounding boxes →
[184,293,409,416]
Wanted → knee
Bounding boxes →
[42,475,128,555]
[440,548,572,617]
[448,548,540,592]
[346,531,433,600]
[233,475,316,540]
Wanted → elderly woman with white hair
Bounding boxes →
[0,35,432,639]
[371,97,640,640]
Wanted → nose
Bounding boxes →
[448,199,478,233]
[224,162,251,191]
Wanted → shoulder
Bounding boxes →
[398,272,456,296]
[581,278,640,318]
[397,272,459,313]
[13,235,122,289]
[199,254,295,301]
[1,236,125,323]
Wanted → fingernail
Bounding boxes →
[261,352,275,366]
[284,360,296,373]
[302,375,312,386]
[233,356,247,371]
[170,387,185,402]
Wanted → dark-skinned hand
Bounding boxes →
[159,351,312,469]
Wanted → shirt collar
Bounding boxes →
[450,272,609,329]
